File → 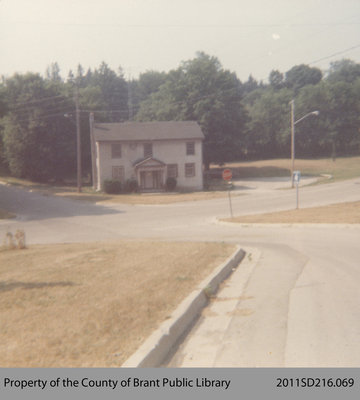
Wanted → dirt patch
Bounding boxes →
[0,240,235,367]
[224,201,360,224]
[0,209,15,219]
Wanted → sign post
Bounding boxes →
[293,171,301,209]
[222,169,233,218]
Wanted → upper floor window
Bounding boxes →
[144,143,153,158]
[111,143,122,158]
[186,142,195,155]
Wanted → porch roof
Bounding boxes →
[133,157,166,168]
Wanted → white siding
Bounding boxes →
[96,139,203,191]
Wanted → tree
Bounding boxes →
[327,59,360,84]
[91,62,128,121]
[136,52,248,167]
[45,62,62,83]
[1,73,76,181]
[295,79,360,158]
[128,70,167,119]
[242,75,259,94]
[285,64,322,93]
[269,70,284,90]
[244,87,293,158]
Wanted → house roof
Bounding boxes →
[93,121,204,142]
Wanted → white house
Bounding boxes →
[93,121,204,192]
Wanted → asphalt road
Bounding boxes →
[1,177,360,367]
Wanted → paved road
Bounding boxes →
[1,178,360,367]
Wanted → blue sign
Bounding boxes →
[293,171,301,183]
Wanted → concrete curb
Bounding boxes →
[215,218,360,229]
[121,245,246,368]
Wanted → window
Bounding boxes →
[112,166,124,181]
[185,163,195,177]
[186,142,195,155]
[167,164,178,178]
[111,143,122,158]
[144,143,153,158]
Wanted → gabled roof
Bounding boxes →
[133,157,166,168]
[94,121,204,142]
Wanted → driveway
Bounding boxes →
[1,177,360,367]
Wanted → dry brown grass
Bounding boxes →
[216,156,360,182]
[0,177,241,204]
[0,240,235,367]
[224,201,360,224]
[54,190,242,205]
[0,208,15,219]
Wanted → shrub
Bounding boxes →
[165,177,177,191]
[103,179,122,194]
[124,178,138,193]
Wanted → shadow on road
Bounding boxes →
[0,184,123,221]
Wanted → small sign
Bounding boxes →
[222,169,232,181]
[293,171,301,183]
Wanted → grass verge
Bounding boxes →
[0,240,235,367]
[0,209,15,219]
[0,177,242,205]
[1,156,359,205]
[223,201,360,224]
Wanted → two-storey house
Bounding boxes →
[93,121,204,192]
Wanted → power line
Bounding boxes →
[10,100,74,115]
[8,94,66,107]
[309,44,360,65]
[5,111,75,125]
[5,21,360,28]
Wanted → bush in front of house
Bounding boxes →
[103,179,122,194]
[124,178,138,193]
[165,177,177,191]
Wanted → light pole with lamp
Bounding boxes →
[290,99,319,187]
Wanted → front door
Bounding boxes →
[140,170,162,190]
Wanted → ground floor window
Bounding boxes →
[185,163,195,177]
[112,166,124,181]
[167,164,178,178]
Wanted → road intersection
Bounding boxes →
[1,177,360,366]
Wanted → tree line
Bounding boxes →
[0,53,359,182]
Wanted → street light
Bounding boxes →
[290,99,319,187]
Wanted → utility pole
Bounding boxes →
[89,112,97,190]
[127,71,133,120]
[74,85,82,193]
[290,99,295,188]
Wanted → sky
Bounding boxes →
[1,0,360,82]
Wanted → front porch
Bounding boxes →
[134,157,167,192]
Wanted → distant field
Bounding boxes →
[213,156,360,182]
